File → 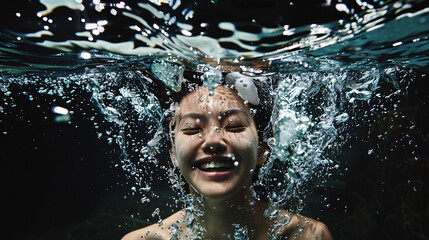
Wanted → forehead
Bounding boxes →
[178,86,250,115]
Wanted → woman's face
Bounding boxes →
[172,86,263,201]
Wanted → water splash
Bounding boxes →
[255,69,386,209]
[151,59,184,92]
[202,67,222,91]
[1,58,422,240]
[0,65,399,205]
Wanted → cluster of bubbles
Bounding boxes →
[255,70,382,210]
[0,58,415,238]
[83,62,399,209]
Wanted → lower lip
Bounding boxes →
[196,168,236,181]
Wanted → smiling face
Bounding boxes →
[171,86,264,201]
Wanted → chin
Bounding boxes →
[193,182,249,202]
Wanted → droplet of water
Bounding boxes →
[152,208,160,217]
[334,112,349,123]
[80,51,92,59]
[52,106,69,115]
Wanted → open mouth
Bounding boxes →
[194,157,238,172]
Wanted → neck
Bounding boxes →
[188,186,269,239]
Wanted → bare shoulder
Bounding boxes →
[275,210,333,240]
[121,210,186,240]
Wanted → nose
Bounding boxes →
[201,127,227,155]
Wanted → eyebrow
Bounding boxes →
[178,109,251,125]
[222,109,250,121]
[178,113,206,123]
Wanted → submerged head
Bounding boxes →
[170,85,268,201]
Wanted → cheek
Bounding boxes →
[174,146,188,170]
[233,132,259,157]
[174,135,200,162]
[241,128,258,146]
[246,140,259,159]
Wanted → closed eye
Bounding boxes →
[181,128,201,135]
[225,125,246,132]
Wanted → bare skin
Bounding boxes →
[122,209,332,240]
[122,86,333,240]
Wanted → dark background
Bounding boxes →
[1,82,178,240]
[1,69,429,240]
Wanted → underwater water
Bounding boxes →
[1,0,429,239]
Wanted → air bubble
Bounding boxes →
[80,51,92,59]
[152,208,160,217]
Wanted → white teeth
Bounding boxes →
[199,161,234,170]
